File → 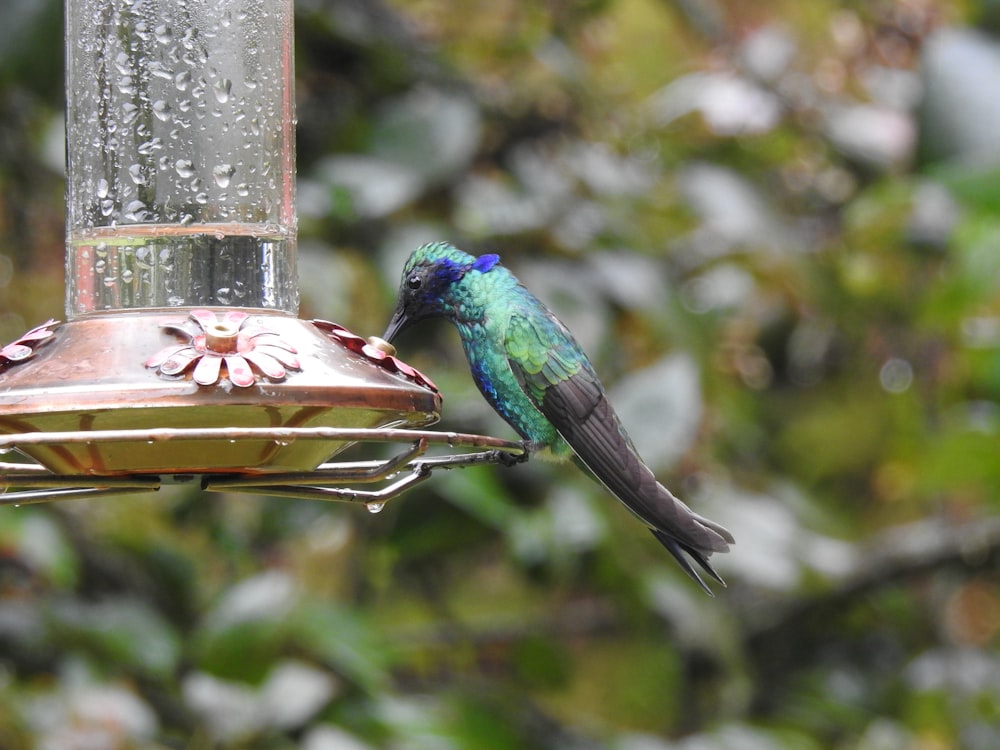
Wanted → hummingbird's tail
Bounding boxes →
[572,428,734,594]
[650,528,726,597]
[507,336,734,594]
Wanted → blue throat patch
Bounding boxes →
[472,254,500,273]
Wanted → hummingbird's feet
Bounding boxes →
[492,443,531,468]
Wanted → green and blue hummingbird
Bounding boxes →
[383,242,734,594]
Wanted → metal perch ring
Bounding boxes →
[0,426,527,510]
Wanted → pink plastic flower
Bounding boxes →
[0,319,59,368]
[146,310,300,387]
[313,319,438,392]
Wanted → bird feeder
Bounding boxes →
[0,0,522,505]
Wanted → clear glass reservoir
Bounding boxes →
[65,0,297,316]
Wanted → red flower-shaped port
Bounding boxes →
[146,310,300,387]
[0,319,59,369]
[312,320,438,393]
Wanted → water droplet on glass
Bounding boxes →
[137,138,162,156]
[175,70,192,91]
[366,501,385,514]
[121,269,134,283]
[152,100,172,121]
[128,164,145,185]
[216,287,233,304]
[213,78,232,104]
[114,51,130,74]
[194,192,208,205]
[124,199,148,221]
[97,178,109,198]
[181,50,202,69]
[175,159,195,178]
[100,199,115,216]
[149,61,173,81]
[236,183,249,197]
[154,24,173,44]
[213,164,235,188]
[121,100,139,121]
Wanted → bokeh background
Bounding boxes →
[2,0,1000,747]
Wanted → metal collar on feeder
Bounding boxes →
[0,0,524,503]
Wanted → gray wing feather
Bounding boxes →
[508,348,733,592]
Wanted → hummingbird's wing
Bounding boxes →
[505,309,733,593]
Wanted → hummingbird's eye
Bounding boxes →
[406,274,422,290]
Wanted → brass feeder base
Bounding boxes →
[0,310,441,476]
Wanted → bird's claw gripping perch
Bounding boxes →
[492,445,530,468]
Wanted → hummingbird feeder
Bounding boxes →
[0,0,523,507]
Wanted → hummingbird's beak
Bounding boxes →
[382,304,410,343]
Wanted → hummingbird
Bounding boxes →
[383,242,734,594]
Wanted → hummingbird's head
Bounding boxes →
[383,242,500,342]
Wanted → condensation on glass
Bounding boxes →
[65,0,297,317]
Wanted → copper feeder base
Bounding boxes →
[0,311,442,476]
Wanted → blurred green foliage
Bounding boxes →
[1,0,1000,747]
